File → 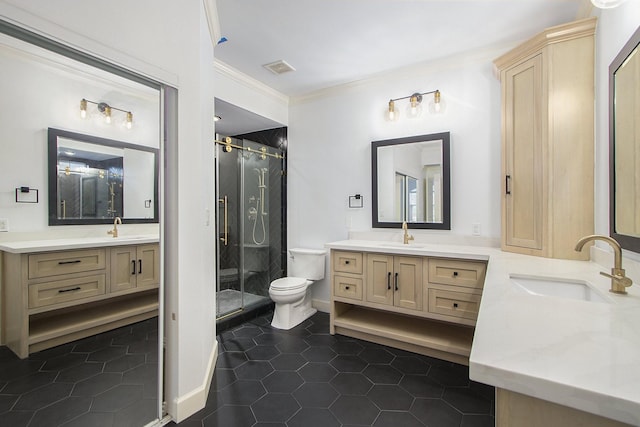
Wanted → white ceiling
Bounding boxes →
[213,0,587,135]
[215,0,586,98]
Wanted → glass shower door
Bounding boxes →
[216,137,279,319]
[216,141,243,318]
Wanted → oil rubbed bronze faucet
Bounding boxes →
[402,221,414,245]
[108,216,122,238]
[575,234,633,294]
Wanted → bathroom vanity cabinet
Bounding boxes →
[110,245,160,292]
[366,254,423,310]
[2,243,159,358]
[495,18,595,260]
[330,249,486,365]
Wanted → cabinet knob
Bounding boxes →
[345,260,350,265]
[453,303,459,308]
[453,271,458,277]
[345,286,350,290]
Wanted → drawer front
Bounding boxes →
[428,258,486,289]
[334,275,363,300]
[28,275,106,309]
[332,251,363,275]
[29,249,107,279]
[428,288,481,320]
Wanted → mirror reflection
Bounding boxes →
[372,132,450,229]
[611,26,640,252]
[48,128,158,225]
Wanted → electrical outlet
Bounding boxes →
[0,218,8,232]
[472,222,481,236]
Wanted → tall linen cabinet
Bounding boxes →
[495,18,596,260]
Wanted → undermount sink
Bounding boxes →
[380,242,427,249]
[510,274,611,304]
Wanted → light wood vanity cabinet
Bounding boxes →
[366,254,422,311]
[2,244,159,358]
[495,18,596,260]
[332,250,364,301]
[330,249,486,365]
[110,244,160,292]
[426,258,486,323]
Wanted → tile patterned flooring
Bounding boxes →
[171,311,495,427]
[0,317,159,427]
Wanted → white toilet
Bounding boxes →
[269,248,327,330]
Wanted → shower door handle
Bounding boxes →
[219,196,228,246]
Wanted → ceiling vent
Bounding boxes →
[263,60,296,75]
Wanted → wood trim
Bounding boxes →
[494,17,596,74]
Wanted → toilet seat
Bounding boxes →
[270,277,309,291]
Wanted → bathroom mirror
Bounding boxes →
[372,132,450,229]
[610,25,640,252]
[48,128,159,225]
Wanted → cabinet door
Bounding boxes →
[366,254,393,305]
[503,54,544,251]
[110,246,138,292]
[137,244,160,288]
[393,256,423,311]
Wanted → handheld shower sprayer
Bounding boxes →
[251,166,269,245]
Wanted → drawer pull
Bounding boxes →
[58,287,81,293]
[453,271,458,277]
[345,286,350,290]
[453,302,459,308]
[387,272,391,290]
[394,272,399,291]
[345,260,350,265]
[139,260,142,274]
[58,260,81,265]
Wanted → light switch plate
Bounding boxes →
[472,222,481,236]
[0,218,8,232]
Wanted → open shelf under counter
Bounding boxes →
[29,290,158,354]
[332,303,474,366]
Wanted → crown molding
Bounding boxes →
[203,0,221,48]
[214,59,289,105]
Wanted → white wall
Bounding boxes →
[0,33,159,232]
[593,1,640,265]
[288,52,502,302]
[0,0,217,421]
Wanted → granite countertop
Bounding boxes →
[325,239,640,426]
[0,235,159,253]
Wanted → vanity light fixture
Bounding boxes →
[80,98,133,129]
[590,0,627,8]
[385,90,444,121]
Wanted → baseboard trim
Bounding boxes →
[171,340,218,423]
[312,298,330,313]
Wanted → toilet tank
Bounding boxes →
[289,248,327,280]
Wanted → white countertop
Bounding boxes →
[325,240,640,426]
[0,235,159,253]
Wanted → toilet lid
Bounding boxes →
[271,277,309,291]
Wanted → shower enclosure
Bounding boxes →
[215,135,285,320]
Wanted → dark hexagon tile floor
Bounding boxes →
[170,311,495,427]
[0,317,159,427]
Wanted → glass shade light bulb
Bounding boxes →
[126,112,133,129]
[406,93,423,118]
[428,90,445,114]
[386,99,399,121]
[591,0,627,8]
[80,99,87,119]
[104,106,112,124]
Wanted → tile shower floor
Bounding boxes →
[0,317,159,427]
[171,311,495,427]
